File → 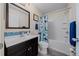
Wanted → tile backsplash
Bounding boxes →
[4,31,30,37]
[4,32,21,37]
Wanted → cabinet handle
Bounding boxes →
[28,47,32,51]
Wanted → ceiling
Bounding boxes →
[32,3,68,14]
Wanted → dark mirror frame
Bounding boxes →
[6,3,30,29]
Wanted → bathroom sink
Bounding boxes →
[5,34,38,48]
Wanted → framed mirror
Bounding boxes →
[6,3,30,29]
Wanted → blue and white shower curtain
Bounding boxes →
[38,16,48,42]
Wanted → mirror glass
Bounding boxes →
[6,3,30,29]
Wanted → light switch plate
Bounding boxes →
[0,43,3,49]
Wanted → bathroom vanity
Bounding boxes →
[5,35,38,56]
[5,3,38,56]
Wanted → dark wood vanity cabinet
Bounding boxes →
[5,37,38,56]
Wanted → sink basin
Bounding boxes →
[5,34,38,47]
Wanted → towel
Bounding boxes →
[70,21,76,47]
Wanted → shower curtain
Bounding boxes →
[38,16,48,42]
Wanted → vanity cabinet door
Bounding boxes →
[5,37,38,56]
[31,37,38,55]
[25,37,38,56]
[6,41,27,56]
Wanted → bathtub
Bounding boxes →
[48,39,70,55]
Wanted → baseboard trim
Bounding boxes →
[48,48,68,56]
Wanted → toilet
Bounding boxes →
[38,41,48,55]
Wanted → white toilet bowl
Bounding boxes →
[38,41,48,55]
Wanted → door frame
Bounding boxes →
[0,3,5,56]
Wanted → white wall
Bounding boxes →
[45,8,70,55]
[67,3,76,22]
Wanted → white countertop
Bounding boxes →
[5,34,39,48]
